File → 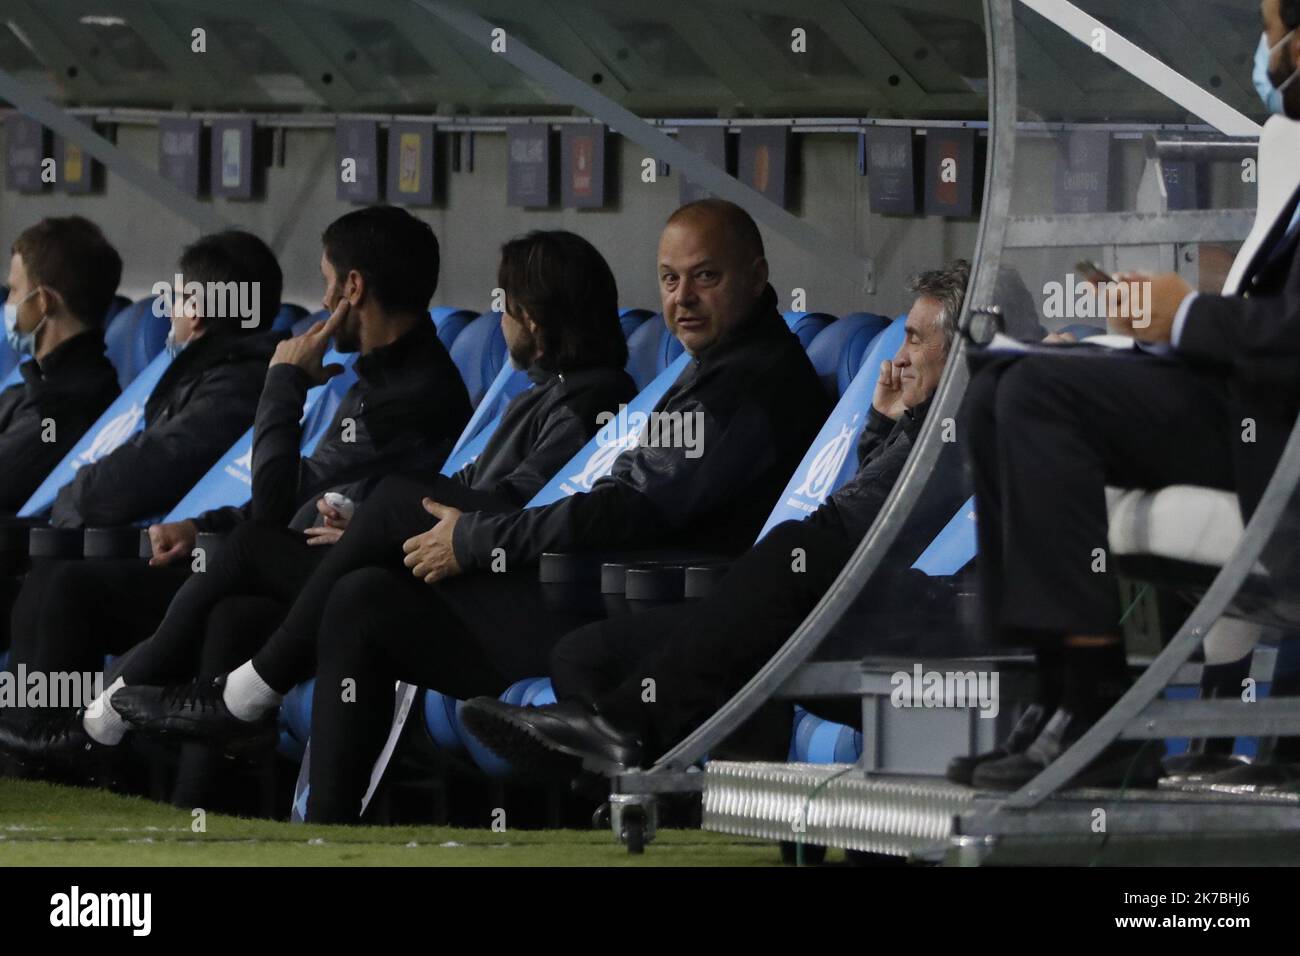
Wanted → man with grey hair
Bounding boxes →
[461,260,972,776]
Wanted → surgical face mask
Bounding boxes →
[3,288,47,357]
[164,326,189,360]
[1254,30,1299,115]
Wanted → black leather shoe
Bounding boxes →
[0,709,120,786]
[1158,752,1248,790]
[1202,761,1300,795]
[113,676,276,750]
[461,697,644,778]
[972,706,1163,791]
[946,703,1048,784]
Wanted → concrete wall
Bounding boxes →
[0,124,979,321]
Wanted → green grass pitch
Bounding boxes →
[0,779,799,866]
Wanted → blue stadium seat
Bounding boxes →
[624,314,682,391]
[19,350,175,518]
[449,311,507,408]
[431,307,478,351]
[619,307,655,341]
[292,309,325,337]
[782,311,836,350]
[758,318,905,536]
[789,705,863,763]
[160,348,361,521]
[271,303,309,333]
[0,286,12,381]
[804,312,891,398]
[103,296,170,388]
[277,679,315,762]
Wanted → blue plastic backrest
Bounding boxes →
[103,296,170,389]
[424,690,466,752]
[18,350,174,517]
[449,312,507,408]
[783,311,836,350]
[443,363,532,474]
[271,303,309,333]
[161,350,360,521]
[0,287,10,381]
[1,362,22,389]
[431,307,478,350]
[842,312,901,395]
[757,319,905,539]
[619,308,655,340]
[529,352,692,506]
[292,310,325,337]
[624,315,684,391]
[911,495,978,576]
[804,313,890,398]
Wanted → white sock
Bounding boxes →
[222,661,283,722]
[83,677,127,746]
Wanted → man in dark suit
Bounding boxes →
[953,4,1300,791]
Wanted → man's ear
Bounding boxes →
[346,269,366,307]
[34,286,59,320]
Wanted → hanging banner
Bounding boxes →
[210,118,255,200]
[54,130,98,194]
[1162,159,1199,211]
[507,124,553,208]
[337,119,383,203]
[560,124,607,209]
[386,121,435,206]
[159,117,205,198]
[865,127,918,215]
[5,115,48,194]
[738,126,790,210]
[924,128,976,218]
[677,125,729,205]
[1053,129,1111,214]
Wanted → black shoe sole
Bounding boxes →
[461,703,627,779]
[129,715,276,754]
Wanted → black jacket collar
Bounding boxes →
[690,284,787,366]
[354,317,441,385]
[31,329,108,379]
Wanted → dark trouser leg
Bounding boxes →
[573,521,855,754]
[170,595,288,809]
[117,523,321,686]
[250,473,490,693]
[2,559,189,729]
[307,567,505,823]
[307,564,587,822]
[969,353,1235,643]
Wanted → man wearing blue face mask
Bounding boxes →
[0,217,122,513]
[1255,1,1300,117]
[939,0,1300,792]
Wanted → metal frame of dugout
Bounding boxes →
[608,0,1300,862]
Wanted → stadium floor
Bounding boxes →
[0,780,794,866]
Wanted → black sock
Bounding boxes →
[1034,645,1064,712]
[1062,640,1128,723]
